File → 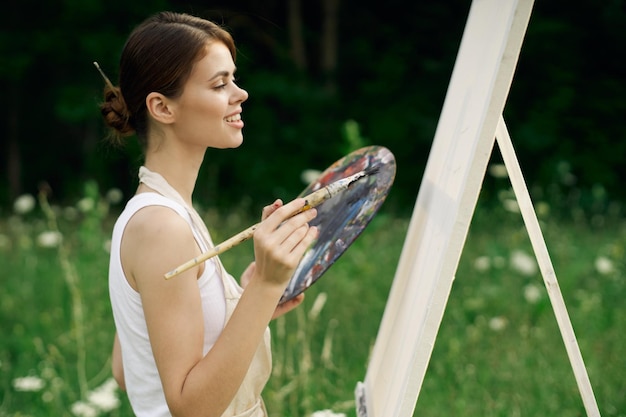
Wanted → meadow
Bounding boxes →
[0,176,624,417]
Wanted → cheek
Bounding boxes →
[197,98,227,121]
[176,91,228,130]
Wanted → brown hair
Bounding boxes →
[99,11,236,147]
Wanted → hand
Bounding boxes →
[239,197,283,289]
[259,199,307,317]
[252,198,318,289]
[261,199,283,221]
[240,261,305,319]
[272,293,304,319]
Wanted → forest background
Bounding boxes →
[1,0,624,215]
[1,1,625,416]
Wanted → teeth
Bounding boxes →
[225,114,241,122]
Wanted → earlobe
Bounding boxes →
[146,92,175,124]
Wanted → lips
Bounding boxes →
[224,113,241,123]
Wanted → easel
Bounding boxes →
[356,0,601,416]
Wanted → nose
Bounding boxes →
[232,84,249,104]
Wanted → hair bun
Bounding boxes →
[100,85,135,141]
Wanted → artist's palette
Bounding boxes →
[280,146,396,303]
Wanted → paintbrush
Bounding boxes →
[164,167,377,280]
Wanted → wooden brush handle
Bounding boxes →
[164,169,370,279]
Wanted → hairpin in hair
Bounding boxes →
[93,61,116,91]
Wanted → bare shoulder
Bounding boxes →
[125,204,189,239]
[121,204,201,289]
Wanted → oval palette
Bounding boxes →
[280,146,396,303]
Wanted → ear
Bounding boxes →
[145,92,175,125]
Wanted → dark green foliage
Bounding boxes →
[1,0,624,215]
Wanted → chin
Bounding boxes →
[221,137,244,149]
[232,135,245,148]
[229,140,244,149]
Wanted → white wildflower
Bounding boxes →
[310,410,347,417]
[523,283,542,304]
[488,316,508,332]
[510,250,537,276]
[488,163,508,179]
[100,378,119,392]
[71,401,98,417]
[87,378,120,412]
[77,197,95,213]
[13,194,36,214]
[594,256,614,275]
[106,188,123,205]
[301,169,322,185]
[13,375,45,392]
[308,292,328,321]
[473,256,490,272]
[502,199,520,213]
[37,231,63,248]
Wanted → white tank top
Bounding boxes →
[108,192,226,417]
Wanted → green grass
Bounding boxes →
[0,185,624,417]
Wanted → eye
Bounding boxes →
[213,74,239,90]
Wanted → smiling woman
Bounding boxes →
[97,11,318,417]
[167,43,249,150]
[99,12,239,148]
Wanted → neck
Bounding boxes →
[142,143,205,207]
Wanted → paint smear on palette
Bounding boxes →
[280,146,396,304]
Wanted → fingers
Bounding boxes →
[272,293,305,319]
[252,198,319,286]
[255,211,317,263]
[261,199,282,221]
[284,221,317,255]
[261,198,307,228]
[278,208,316,246]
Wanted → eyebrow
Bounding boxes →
[209,68,237,81]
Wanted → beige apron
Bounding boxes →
[139,167,272,417]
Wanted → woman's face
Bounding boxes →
[170,42,249,149]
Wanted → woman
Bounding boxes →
[99,11,318,417]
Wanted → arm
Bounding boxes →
[240,261,305,319]
[240,199,305,319]
[111,333,126,391]
[124,198,317,417]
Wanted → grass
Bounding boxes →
[0,181,624,417]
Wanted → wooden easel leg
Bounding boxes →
[495,115,601,417]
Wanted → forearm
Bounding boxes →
[168,279,283,417]
[157,198,316,416]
